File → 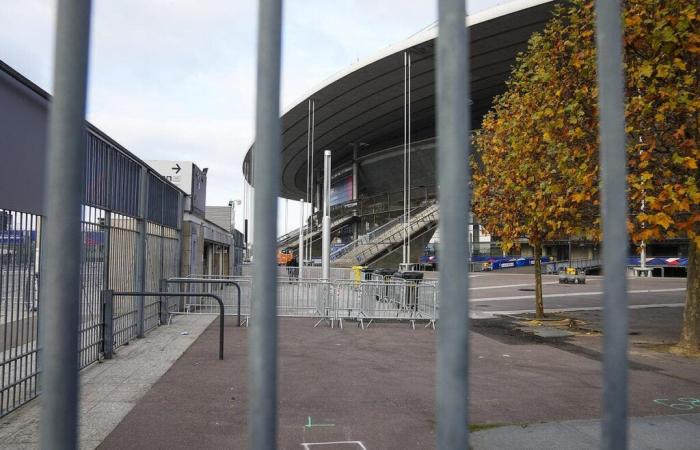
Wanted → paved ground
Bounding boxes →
[471,413,700,449]
[0,314,215,449]
[100,309,700,450]
[463,273,686,316]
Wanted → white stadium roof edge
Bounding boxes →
[243,0,559,200]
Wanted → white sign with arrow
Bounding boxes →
[144,160,194,194]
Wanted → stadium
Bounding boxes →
[243,0,686,274]
[242,0,561,268]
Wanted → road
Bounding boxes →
[445,272,686,316]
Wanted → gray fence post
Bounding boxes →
[176,192,184,277]
[103,290,114,359]
[249,0,283,447]
[136,166,148,338]
[102,210,111,289]
[159,278,169,325]
[436,0,470,449]
[595,0,629,448]
[37,0,92,448]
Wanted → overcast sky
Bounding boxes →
[1,0,502,234]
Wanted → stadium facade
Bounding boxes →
[243,0,684,270]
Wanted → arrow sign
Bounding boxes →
[172,163,181,174]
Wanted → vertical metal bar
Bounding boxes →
[102,290,114,359]
[403,51,408,264]
[159,278,169,325]
[436,0,470,448]
[322,151,331,281]
[38,0,92,447]
[135,167,148,338]
[308,101,315,264]
[595,0,629,448]
[103,210,111,290]
[299,199,305,280]
[249,0,282,447]
[175,192,184,277]
[404,52,411,263]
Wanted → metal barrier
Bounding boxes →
[277,279,331,321]
[0,211,41,417]
[105,290,224,360]
[164,278,243,327]
[332,279,438,329]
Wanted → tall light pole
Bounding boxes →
[322,150,332,281]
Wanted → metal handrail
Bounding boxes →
[109,291,225,360]
[331,201,438,260]
[354,209,439,264]
[333,202,439,262]
[166,277,243,327]
[277,210,354,248]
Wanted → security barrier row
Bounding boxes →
[167,276,438,329]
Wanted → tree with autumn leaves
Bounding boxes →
[473,0,698,352]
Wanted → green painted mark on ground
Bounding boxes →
[305,416,335,428]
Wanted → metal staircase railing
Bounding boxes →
[332,201,439,265]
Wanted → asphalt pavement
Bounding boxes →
[99,308,699,450]
[464,273,686,316]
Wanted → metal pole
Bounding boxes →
[176,192,184,277]
[322,150,331,281]
[103,290,114,359]
[436,0,470,448]
[298,199,305,280]
[403,51,407,265]
[309,100,315,264]
[135,167,148,338]
[249,0,282,447]
[38,1,92,448]
[595,0,629,448]
[406,52,411,263]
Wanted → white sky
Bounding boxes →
[0,0,502,236]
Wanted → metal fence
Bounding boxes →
[33,0,631,448]
[172,276,438,329]
[0,98,183,417]
[0,210,41,417]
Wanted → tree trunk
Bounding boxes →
[678,238,699,352]
[534,241,544,318]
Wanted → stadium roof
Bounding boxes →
[243,0,559,200]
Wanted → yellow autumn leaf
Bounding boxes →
[652,212,673,230]
[639,63,653,78]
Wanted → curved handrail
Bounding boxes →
[111,291,225,360]
[166,278,243,327]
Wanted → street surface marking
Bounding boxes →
[470,282,558,290]
[302,441,367,449]
[471,288,686,302]
[653,398,700,411]
[305,416,335,428]
[470,302,686,318]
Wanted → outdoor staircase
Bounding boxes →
[331,201,439,267]
[277,212,356,250]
